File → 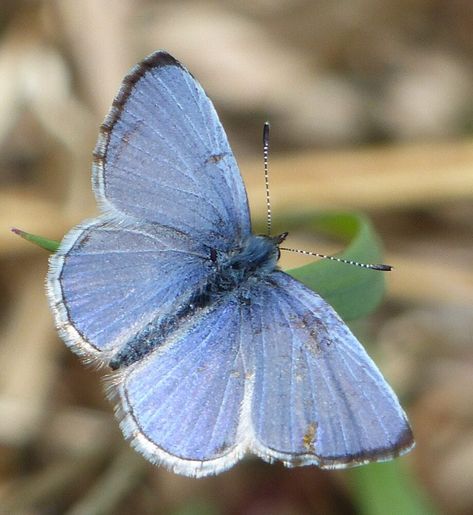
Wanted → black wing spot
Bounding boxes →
[207,153,225,164]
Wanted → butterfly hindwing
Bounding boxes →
[113,270,413,476]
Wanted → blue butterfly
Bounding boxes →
[47,51,414,477]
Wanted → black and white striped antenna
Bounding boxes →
[278,246,392,271]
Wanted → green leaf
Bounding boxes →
[284,212,388,321]
[348,460,439,515]
[11,228,60,252]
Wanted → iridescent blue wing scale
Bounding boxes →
[244,271,414,468]
[93,51,251,250]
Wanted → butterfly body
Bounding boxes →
[47,51,414,477]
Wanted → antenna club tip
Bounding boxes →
[372,264,393,271]
[263,122,270,142]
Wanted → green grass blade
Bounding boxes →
[11,228,60,252]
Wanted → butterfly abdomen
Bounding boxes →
[108,288,213,370]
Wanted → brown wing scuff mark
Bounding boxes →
[303,422,318,452]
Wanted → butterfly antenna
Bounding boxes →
[279,247,393,271]
[263,122,272,236]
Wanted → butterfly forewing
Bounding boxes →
[93,51,251,250]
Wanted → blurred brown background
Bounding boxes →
[0,1,472,514]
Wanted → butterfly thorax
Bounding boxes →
[216,234,281,288]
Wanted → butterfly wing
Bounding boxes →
[115,294,250,477]
[94,51,251,250]
[245,271,414,468]
[47,217,212,363]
